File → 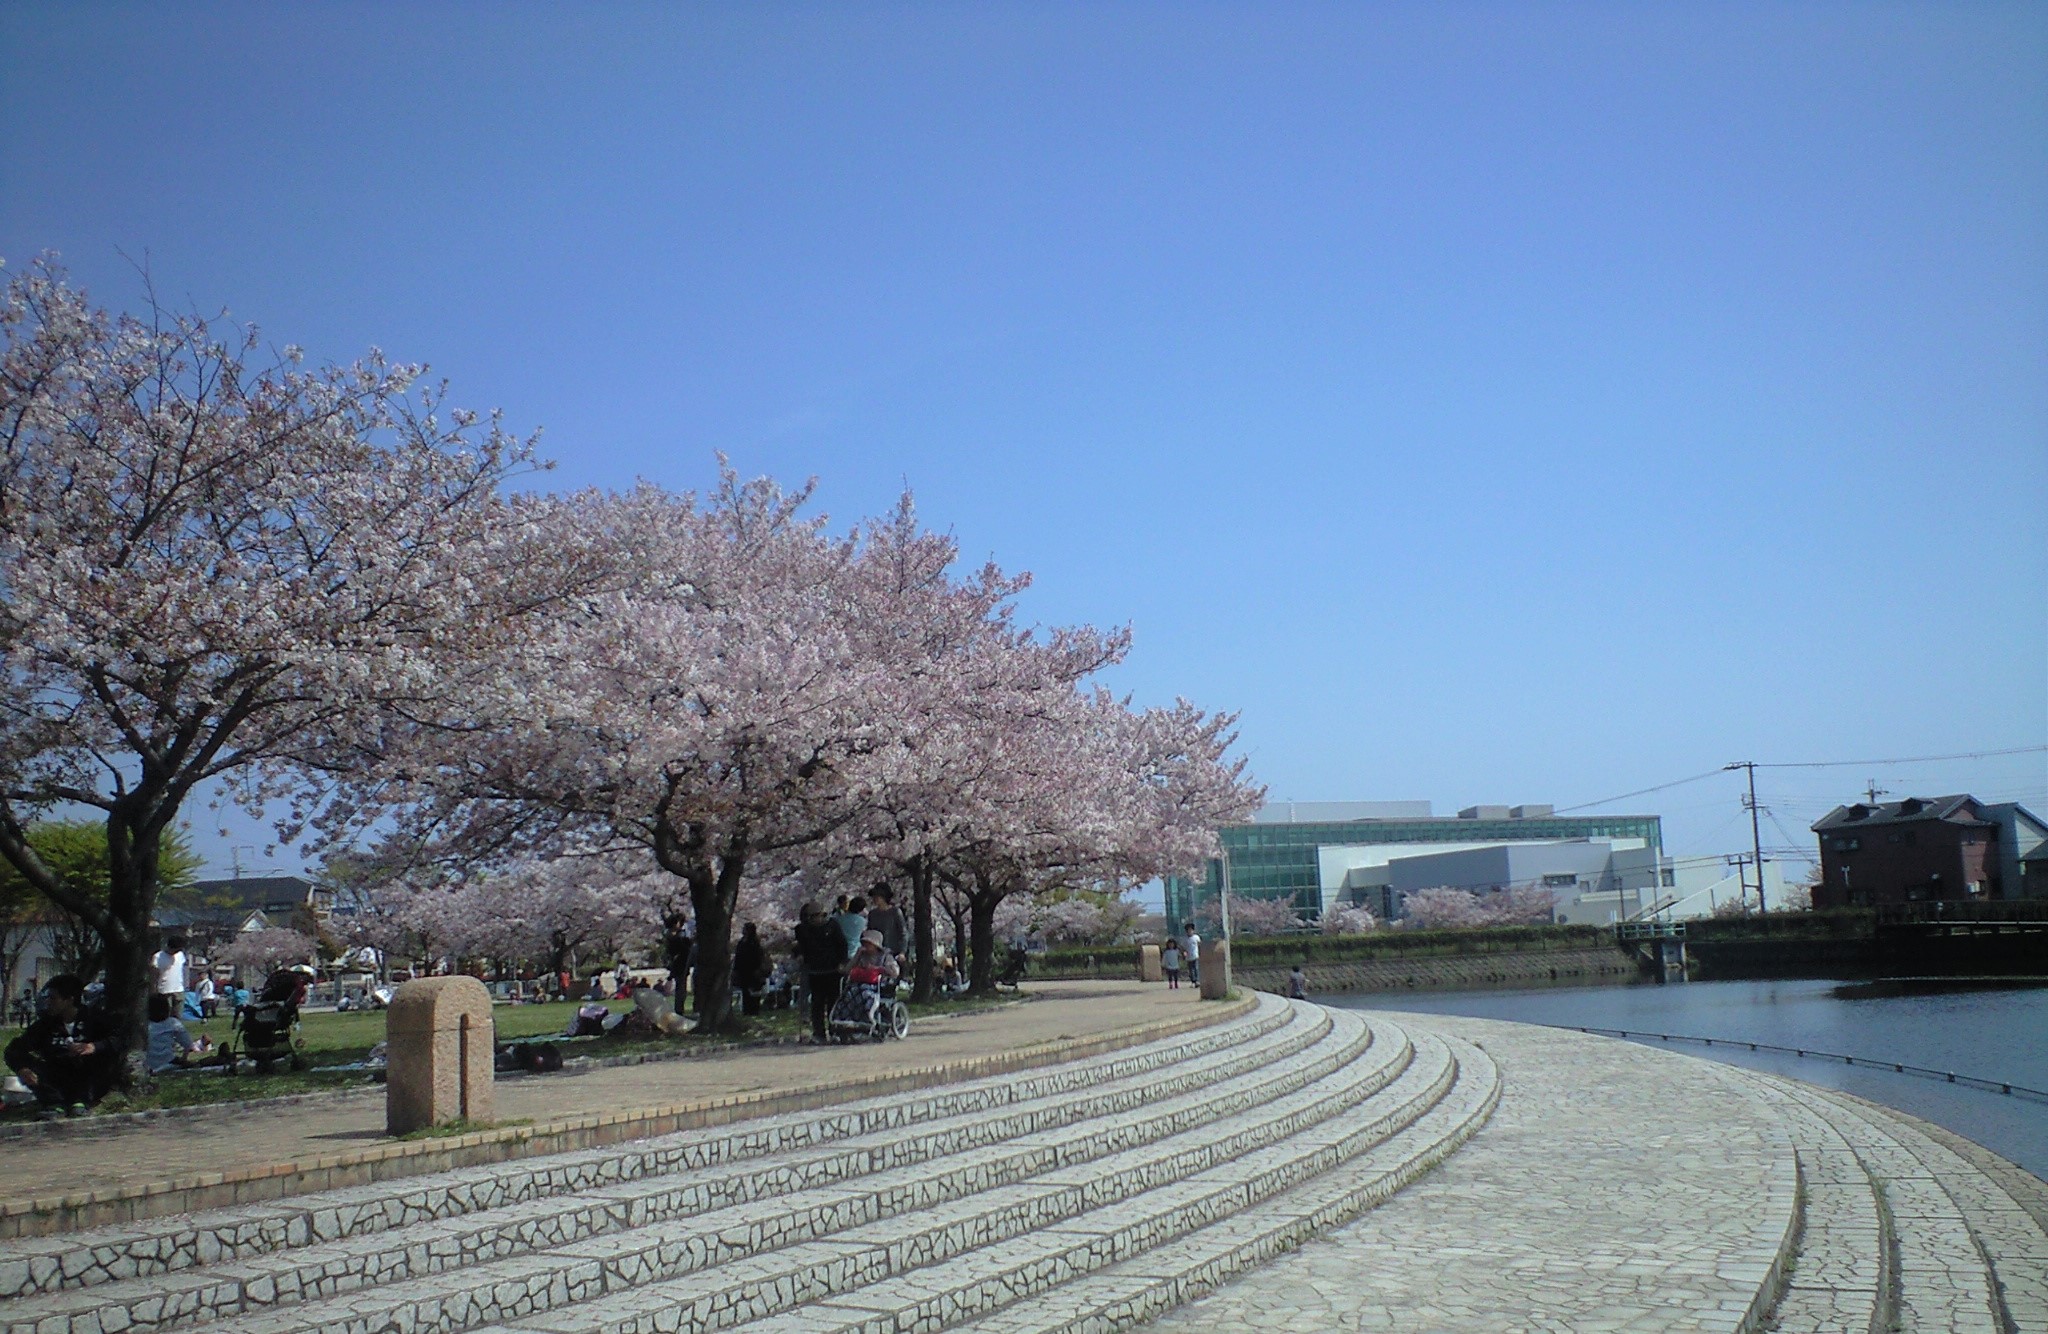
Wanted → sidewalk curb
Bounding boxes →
[0,994,1252,1240]
[0,1001,1021,1146]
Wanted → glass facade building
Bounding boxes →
[1165,809,1665,927]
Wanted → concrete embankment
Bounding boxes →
[1236,945,1639,996]
[1689,931,2048,980]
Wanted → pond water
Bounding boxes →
[1327,978,2048,1181]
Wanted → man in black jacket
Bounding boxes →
[4,974,125,1118]
[794,903,849,1041]
[732,922,770,1017]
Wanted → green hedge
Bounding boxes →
[1026,923,1612,977]
[1684,909,1874,942]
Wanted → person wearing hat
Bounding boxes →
[847,930,900,988]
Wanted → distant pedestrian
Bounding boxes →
[835,896,869,956]
[1287,965,1308,999]
[194,973,218,1019]
[1181,923,1202,986]
[865,886,908,961]
[1161,942,1184,989]
[153,935,189,998]
[796,903,850,1041]
[733,922,769,1017]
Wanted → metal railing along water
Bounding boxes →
[1556,1024,2048,1103]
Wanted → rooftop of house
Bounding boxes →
[1812,795,1990,832]
[179,875,319,914]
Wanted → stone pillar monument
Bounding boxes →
[385,976,495,1135]
[1137,944,1163,982]
[1199,938,1232,1000]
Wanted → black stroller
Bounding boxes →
[234,966,310,1073]
[828,974,910,1043]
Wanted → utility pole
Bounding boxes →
[1725,762,1768,913]
[1864,779,1889,805]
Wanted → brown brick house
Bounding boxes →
[1810,795,2047,907]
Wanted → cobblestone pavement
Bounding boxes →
[0,981,1206,1206]
[1144,1013,1804,1334]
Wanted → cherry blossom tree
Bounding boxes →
[218,927,317,979]
[1320,904,1379,936]
[1224,893,1304,936]
[939,688,1261,992]
[374,471,931,1031]
[1400,884,1558,929]
[1398,888,1494,929]
[0,260,553,1077]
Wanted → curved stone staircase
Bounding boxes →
[0,996,1500,1334]
[1743,1072,2048,1334]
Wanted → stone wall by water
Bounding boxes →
[1238,945,1640,996]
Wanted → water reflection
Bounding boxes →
[1327,977,2048,1181]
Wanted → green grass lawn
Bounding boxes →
[2,993,1016,1119]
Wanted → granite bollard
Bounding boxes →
[386,976,495,1135]
[1138,944,1163,982]
[1199,938,1232,1000]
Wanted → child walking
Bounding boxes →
[1161,942,1184,989]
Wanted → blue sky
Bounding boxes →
[3,2,2044,884]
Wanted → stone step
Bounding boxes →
[1730,1076,1892,1334]
[755,1032,1499,1334]
[501,1018,1451,1334]
[0,1003,1328,1334]
[1843,1096,2048,1333]
[1757,1077,2040,1334]
[0,997,1299,1306]
[181,1010,1400,1334]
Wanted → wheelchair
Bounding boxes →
[827,975,910,1043]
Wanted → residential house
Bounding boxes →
[1810,795,2048,907]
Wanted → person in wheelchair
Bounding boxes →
[828,932,905,1042]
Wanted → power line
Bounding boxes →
[1554,769,1726,814]
[1559,747,2044,817]
[1756,745,2047,770]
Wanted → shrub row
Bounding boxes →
[1027,923,1612,977]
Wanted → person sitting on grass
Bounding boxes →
[3,974,125,1119]
[146,992,231,1074]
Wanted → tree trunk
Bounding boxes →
[968,889,998,995]
[686,853,746,1034]
[100,921,152,1088]
[909,855,936,1003]
[104,812,165,1089]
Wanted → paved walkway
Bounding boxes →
[1145,1012,1802,1333]
[0,981,1209,1209]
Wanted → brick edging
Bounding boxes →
[0,994,1254,1240]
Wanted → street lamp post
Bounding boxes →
[1218,849,1234,942]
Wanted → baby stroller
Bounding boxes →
[234,966,310,1073]
[828,971,910,1043]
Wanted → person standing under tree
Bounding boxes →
[865,886,908,961]
[732,922,770,1017]
[1181,922,1202,987]
[835,896,869,957]
[795,903,850,1042]
[153,935,189,1001]
[1161,941,1184,989]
